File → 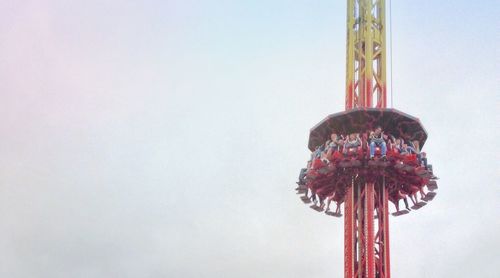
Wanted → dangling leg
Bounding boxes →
[325,195,333,212]
[403,197,410,210]
[370,142,376,158]
[394,199,400,212]
[335,201,341,214]
[319,196,325,210]
[298,168,307,185]
[419,187,426,199]
[409,193,417,205]
[380,141,387,158]
[310,192,317,204]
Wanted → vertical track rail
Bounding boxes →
[344,186,355,278]
[345,178,390,278]
[365,182,375,278]
[383,186,391,278]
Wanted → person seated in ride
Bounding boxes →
[410,140,428,169]
[384,135,398,157]
[310,145,326,170]
[420,151,428,169]
[320,149,330,164]
[392,138,403,152]
[406,141,418,154]
[369,126,387,159]
[337,135,345,149]
[301,147,321,183]
[400,141,420,163]
[313,145,324,159]
[343,133,362,156]
[399,142,409,155]
[297,168,307,186]
[324,133,343,161]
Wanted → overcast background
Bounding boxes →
[0,0,499,277]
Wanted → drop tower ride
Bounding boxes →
[294,1,439,278]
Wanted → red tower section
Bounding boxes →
[294,1,438,278]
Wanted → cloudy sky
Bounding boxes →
[0,0,498,277]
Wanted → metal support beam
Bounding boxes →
[365,182,375,278]
[344,178,391,278]
[382,185,391,278]
[344,1,390,275]
[344,186,355,278]
[345,0,387,110]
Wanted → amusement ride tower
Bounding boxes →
[295,1,439,278]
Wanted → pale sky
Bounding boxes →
[0,1,499,277]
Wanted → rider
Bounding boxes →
[324,133,343,161]
[392,138,403,153]
[369,126,387,159]
[343,133,362,155]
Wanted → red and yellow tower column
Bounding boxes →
[345,0,387,110]
[345,1,390,277]
[300,1,436,277]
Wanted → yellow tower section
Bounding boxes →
[345,0,387,109]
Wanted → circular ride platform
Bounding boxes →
[297,108,438,217]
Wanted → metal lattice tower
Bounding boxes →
[345,0,387,109]
[295,1,439,278]
[345,1,389,277]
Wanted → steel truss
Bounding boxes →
[345,1,390,276]
[344,177,391,278]
[346,0,387,109]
